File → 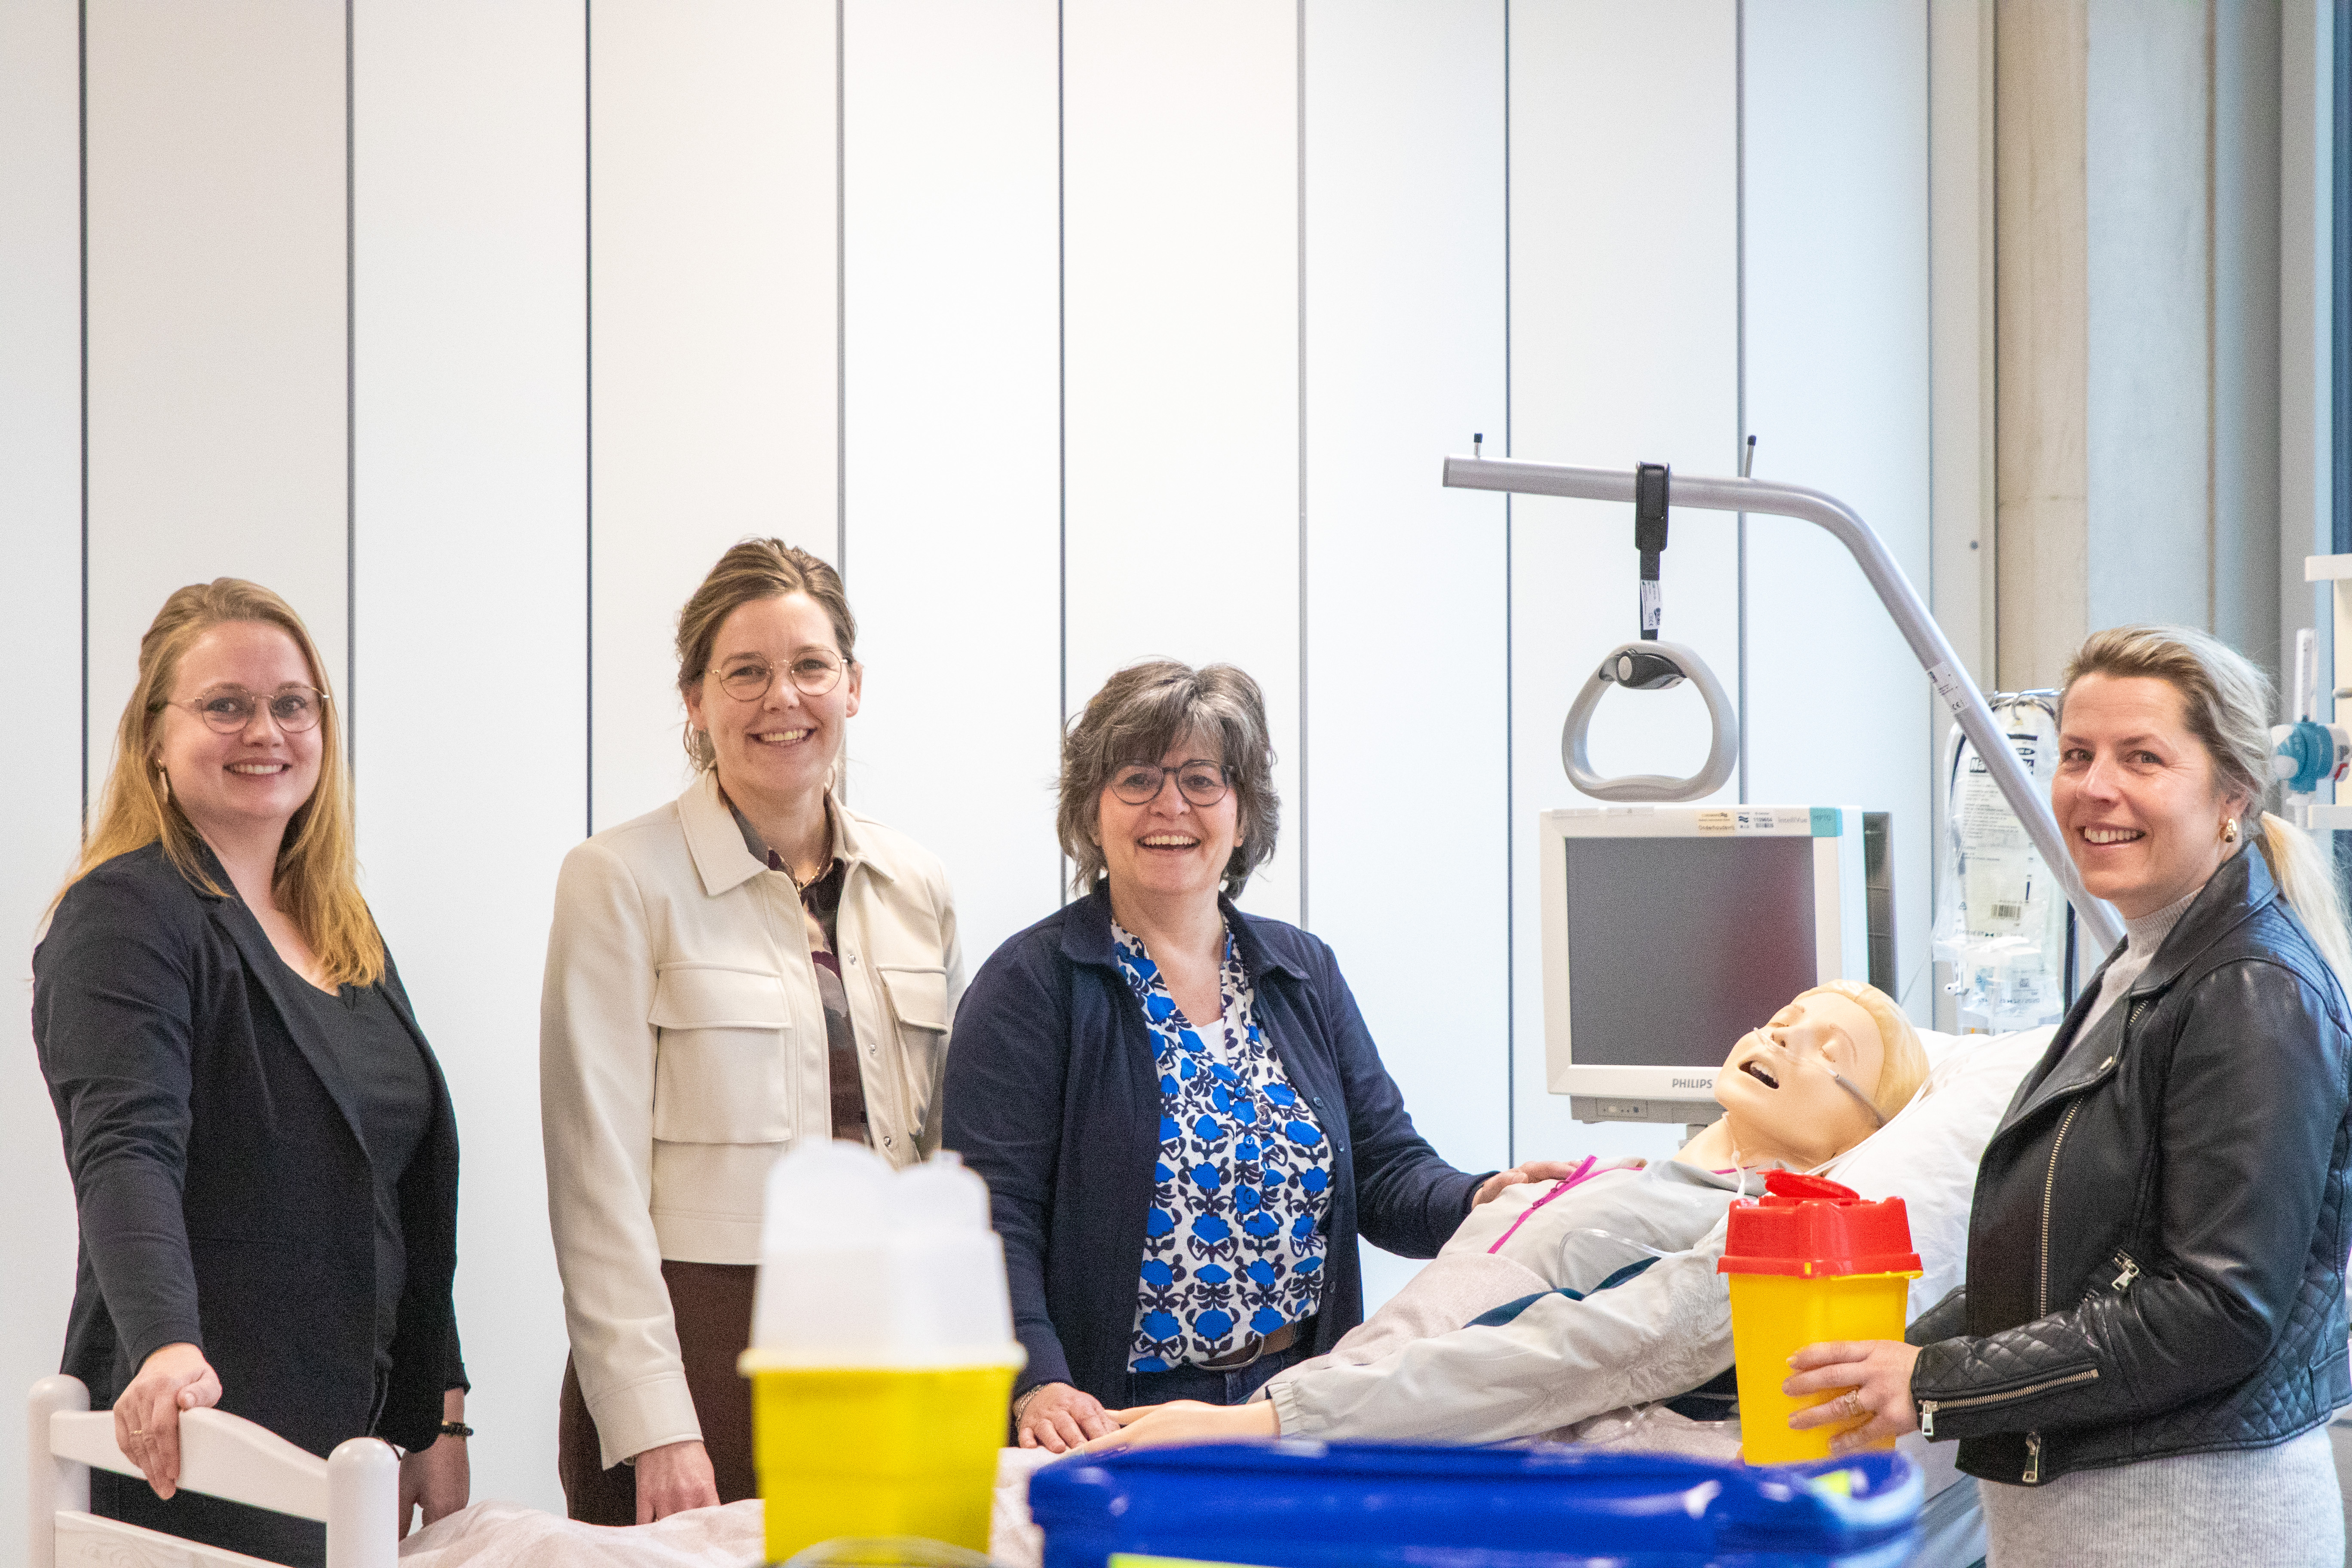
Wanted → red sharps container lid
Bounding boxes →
[1716,1171,1921,1279]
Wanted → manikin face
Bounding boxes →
[1713,989,1886,1169]
[683,592,861,810]
[2052,673,2242,921]
[1095,734,1242,912]
[153,621,325,847]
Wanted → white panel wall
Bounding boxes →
[1507,0,1743,1166]
[1742,3,1935,1016]
[589,0,838,833]
[1302,0,1510,1304]
[1062,1,1303,924]
[351,0,586,1515]
[839,0,1062,966]
[0,0,90,1550]
[83,0,349,763]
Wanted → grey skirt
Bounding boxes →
[1979,1426,2342,1568]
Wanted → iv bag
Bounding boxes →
[1932,692,2068,1030]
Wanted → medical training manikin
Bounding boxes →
[1092,980,1928,1452]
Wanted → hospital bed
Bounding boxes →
[28,1372,398,1568]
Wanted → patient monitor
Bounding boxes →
[1539,804,1895,1128]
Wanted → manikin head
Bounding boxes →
[1708,980,1927,1170]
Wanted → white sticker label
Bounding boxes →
[1696,809,1734,834]
[1927,659,1972,717]
[1734,808,1776,832]
[1640,579,1662,632]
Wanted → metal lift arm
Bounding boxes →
[1443,454,2125,956]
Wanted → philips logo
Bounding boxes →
[1671,1077,1713,1090]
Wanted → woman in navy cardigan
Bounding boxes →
[944,661,1568,1452]
[34,581,467,1566]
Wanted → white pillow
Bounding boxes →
[1819,1026,2057,1320]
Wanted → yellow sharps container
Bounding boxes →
[741,1144,1027,1564]
[738,1352,1020,1562]
[1718,1170,1920,1466]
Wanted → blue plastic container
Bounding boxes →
[1026,1442,1921,1568]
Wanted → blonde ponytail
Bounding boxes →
[2257,812,2352,990]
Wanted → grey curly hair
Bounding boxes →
[1058,660,1280,898]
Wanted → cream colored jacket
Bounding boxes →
[540,770,963,1467]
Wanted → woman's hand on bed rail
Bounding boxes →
[399,1387,471,1537]
[114,1341,222,1500]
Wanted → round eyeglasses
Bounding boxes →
[159,686,329,734]
[1108,759,1231,808]
[708,652,848,701]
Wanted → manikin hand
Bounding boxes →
[1014,1382,1122,1453]
[398,1389,469,1537]
[1782,1340,1923,1454]
[1474,1157,1645,1206]
[632,1438,720,1523]
[1080,1399,1279,1453]
[114,1342,224,1500]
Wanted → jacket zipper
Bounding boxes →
[2025,1432,2043,1484]
[1915,1366,2098,1439]
[2037,1100,2082,1317]
[2110,1250,2139,1291]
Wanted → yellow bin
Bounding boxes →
[740,1352,1017,1564]
[1717,1172,1920,1467]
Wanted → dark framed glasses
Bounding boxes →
[1109,759,1231,808]
[708,652,847,701]
[158,686,329,735]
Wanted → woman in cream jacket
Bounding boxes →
[541,539,962,1524]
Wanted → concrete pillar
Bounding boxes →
[1993,0,2281,690]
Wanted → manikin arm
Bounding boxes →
[1264,1213,1735,1446]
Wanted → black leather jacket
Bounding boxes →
[1907,847,2352,1488]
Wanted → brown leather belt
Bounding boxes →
[1197,1316,1310,1371]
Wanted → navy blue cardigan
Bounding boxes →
[942,889,1485,1405]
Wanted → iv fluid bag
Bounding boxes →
[1932,693,2068,1030]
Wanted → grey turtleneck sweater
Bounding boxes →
[2075,881,2202,1035]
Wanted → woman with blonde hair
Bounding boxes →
[34,580,469,1566]
[542,539,962,1522]
[1786,624,2351,1566]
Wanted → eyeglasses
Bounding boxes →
[158,686,329,734]
[1109,759,1231,808]
[707,652,848,701]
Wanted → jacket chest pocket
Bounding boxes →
[877,964,950,1130]
[649,963,796,1144]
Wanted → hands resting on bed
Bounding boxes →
[115,1343,471,1537]
[1011,1158,1617,1455]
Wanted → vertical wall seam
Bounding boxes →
[584,0,595,840]
[1734,0,1748,805]
[345,0,356,773]
[1297,0,1308,932]
[2205,0,2220,631]
[1501,0,1515,1167]
[836,0,847,579]
[78,0,89,836]
[1057,0,1069,908]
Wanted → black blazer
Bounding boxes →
[33,842,463,1461]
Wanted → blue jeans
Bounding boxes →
[1126,1341,1304,1408]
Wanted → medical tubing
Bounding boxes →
[1485,1157,1600,1255]
[1440,456,2126,955]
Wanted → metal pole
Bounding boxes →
[1445,454,2125,956]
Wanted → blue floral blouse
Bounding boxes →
[1113,920,1332,1372]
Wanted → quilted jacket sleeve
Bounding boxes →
[1911,959,2350,1441]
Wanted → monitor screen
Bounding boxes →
[1559,834,1819,1069]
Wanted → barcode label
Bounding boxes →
[1986,901,2024,922]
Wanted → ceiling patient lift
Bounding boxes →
[1443,451,2128,956]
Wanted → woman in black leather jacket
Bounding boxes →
[1784,626,2351,1568]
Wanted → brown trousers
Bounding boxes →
[557,1260,758,1524]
